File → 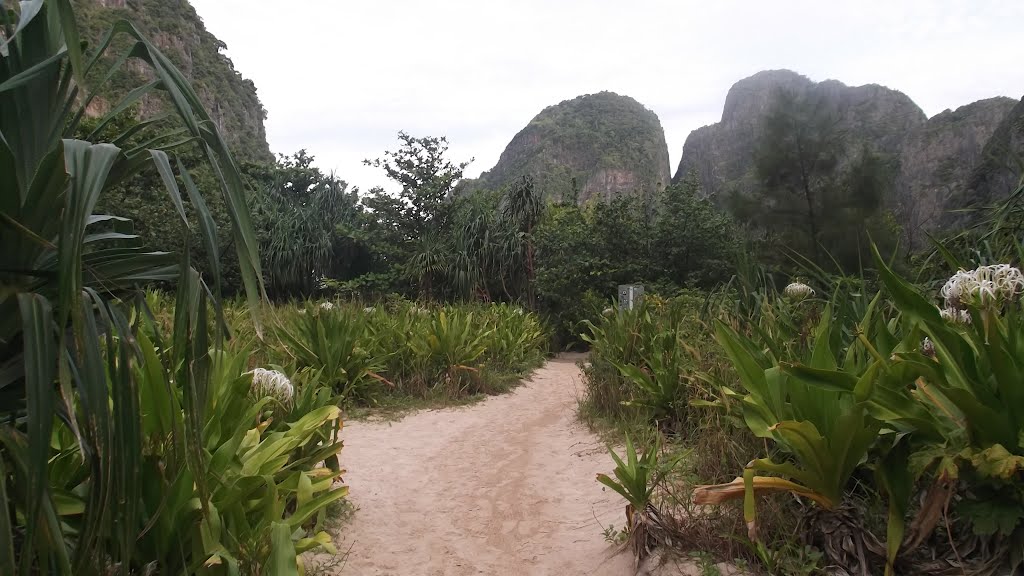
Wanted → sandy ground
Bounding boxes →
[329,354,646,576]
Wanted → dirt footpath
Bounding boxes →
[331,354,640,575]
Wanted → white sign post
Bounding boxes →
[618,284,644,310]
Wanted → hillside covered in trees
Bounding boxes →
[465,91,673,203]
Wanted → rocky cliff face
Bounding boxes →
[896,97,1017,246]
[673,70,927,198]
[76,0,272,163]
[947,97,1024,222]
[472,92,671,203]
[671,69,1024,242]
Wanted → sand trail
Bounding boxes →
[331,354,642,575]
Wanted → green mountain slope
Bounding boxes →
[76,0,272,163]
[471,92,671,203]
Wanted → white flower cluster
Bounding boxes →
[363,306,375,313]
[940,264,1024,310]
[783,282,815,301]
[319,301,335,311]
[935,264,1024,324]
[249,368,294,408]
[939,307,972,325]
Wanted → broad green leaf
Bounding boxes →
[286,486,349,532]
[294,531,336,555]
[268,522,300,576]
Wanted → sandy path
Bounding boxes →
[331,354,638,576]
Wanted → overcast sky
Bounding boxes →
[190,0,1023,192]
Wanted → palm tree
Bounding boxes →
[407,232,448,301]
[500,176,543,308]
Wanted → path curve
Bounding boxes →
[332,354,638,575]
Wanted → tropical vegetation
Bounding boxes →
[581,190,1024,573]
[3,0,1023,574]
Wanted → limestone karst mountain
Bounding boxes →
[76,0,272,162]
[469,92,672,203]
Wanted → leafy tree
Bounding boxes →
[653,172,738,288]
[500,176,543,307]
[361,132,472,299]
[732,89,897,272]
[586,196,655,292]
[363,132,472,239]
[535,201,601,346]
[447,190,502,302]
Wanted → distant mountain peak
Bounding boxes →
[469,92,671,203]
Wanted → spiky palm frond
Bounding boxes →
[1,1,263,571]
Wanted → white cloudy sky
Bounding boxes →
[190,0,1023,192]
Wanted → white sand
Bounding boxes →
[331,354,644,575]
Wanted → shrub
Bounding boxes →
[580,295,707,431]
[692,246,1024,574]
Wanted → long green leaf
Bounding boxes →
[17,293,56,569]
[178,158,220,293]
[0,46,64,93]
[877,440,912,576]
[268,522,299,576]
[0,454,15,576]
[0,1,43,53]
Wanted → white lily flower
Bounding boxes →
[940,264,1024,309]
[249,368,294,407]
[319,301,335,311]
[783,282,815,301]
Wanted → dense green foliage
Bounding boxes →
[580,294,711,431]
[0,0,308,572]
[536,176,738,346]
[248,151,370,296]
[583,187,1024,573]
[8,3,1022,575]
[265,299,548,404]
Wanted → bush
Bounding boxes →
[691,248,1024,574]
[579,294,710,432]
[242,299,550,405]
